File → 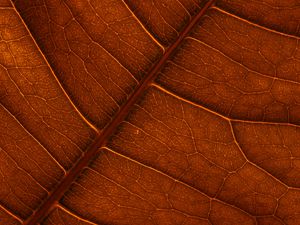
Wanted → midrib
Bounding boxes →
[24,0,215,224]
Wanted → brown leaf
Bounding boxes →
[0,0,299,224]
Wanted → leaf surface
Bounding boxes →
[1,0,300,224]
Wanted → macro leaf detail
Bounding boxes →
[0,0,300,224]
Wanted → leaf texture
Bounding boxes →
[0,0,300,224]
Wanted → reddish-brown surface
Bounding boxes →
[0,0,300,224]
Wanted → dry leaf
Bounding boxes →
[1,0,300,224]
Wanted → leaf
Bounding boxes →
[0,0,300,224]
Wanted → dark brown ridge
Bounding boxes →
[24,0,215,224]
